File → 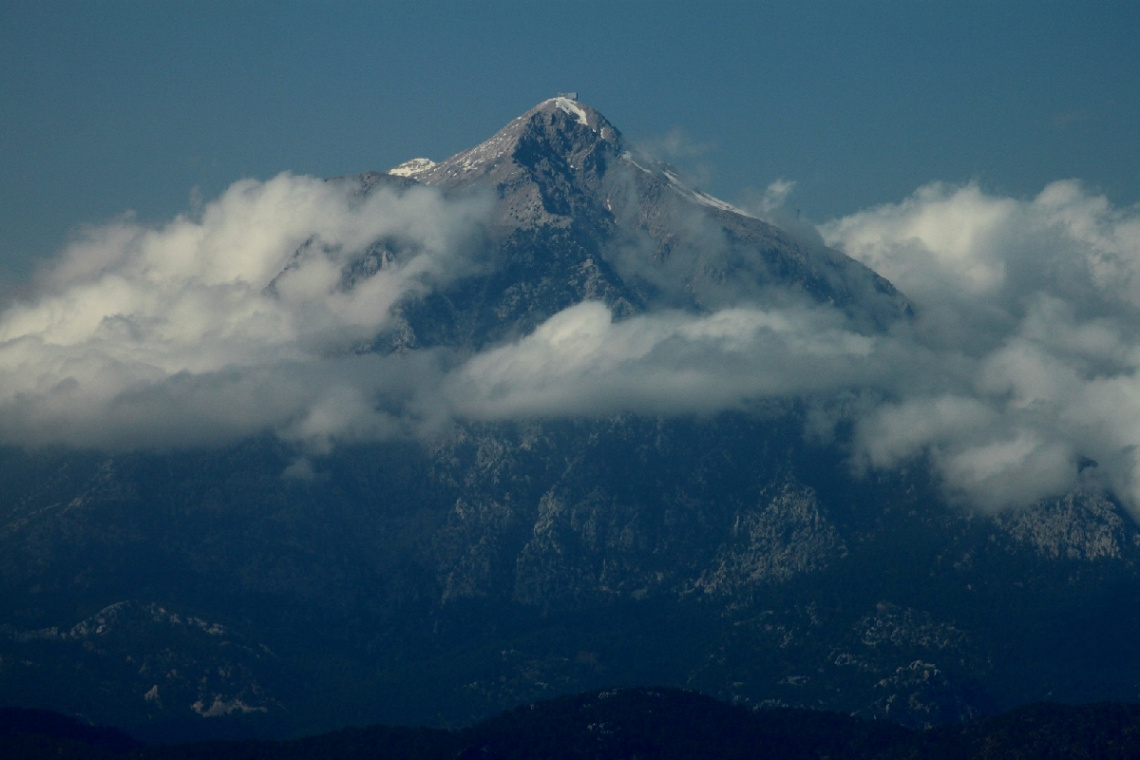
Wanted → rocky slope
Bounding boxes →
[370,97,909,352]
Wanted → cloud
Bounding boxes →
[444,177,1140,515]
[822,180,1140,512]
[630,128,716,192]
[444,300,880,420]
[741,179,798,219]
[6,167,1140,518]
[0,173,488,450]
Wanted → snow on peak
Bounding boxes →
[552,97,591,129]
[620,151,752,218]
[389,158,437,177]
[662,167,750,216]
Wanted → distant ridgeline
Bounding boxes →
[4,689,1140,760]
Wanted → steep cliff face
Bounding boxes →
[421,413,850,610]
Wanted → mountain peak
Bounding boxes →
[387,98,744,230]
[532,96,615,136]
[399,97,623,192]
[548,96,590,126]
[372,98,910,330]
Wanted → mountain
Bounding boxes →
[1,98,1139,741]
[368,97,909,351]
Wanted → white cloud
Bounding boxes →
[6,168,1140,519]
[825,182,1015,297]
[444,301,880,420]
[442,177,1140,515]
[824,180,1140,513]
[0,173,489,450]
[745,179,797,218]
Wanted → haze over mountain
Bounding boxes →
[2,98,1140,739]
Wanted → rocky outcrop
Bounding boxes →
[995,489,1140,561]
[693,478,844,594]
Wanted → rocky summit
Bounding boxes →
[365,97,909,352]
[1,98,1138,742]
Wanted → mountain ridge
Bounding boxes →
[0,97,1137,740]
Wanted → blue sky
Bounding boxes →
[2,0,1139,286]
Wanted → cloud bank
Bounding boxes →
[4,172,1140,516]
[823,180,1140,511]
[0,173,489,450]
[445,300,881,419]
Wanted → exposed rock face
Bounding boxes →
[5,411,1140,735]
[412,98,624,227]
[857,603,968,652]
[995,488,1140,561]
[693,478,844,594]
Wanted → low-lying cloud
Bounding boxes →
[4,171,1140,516]
[823,180,1140,511]
[0,173,488,450]
[445,300,880,419]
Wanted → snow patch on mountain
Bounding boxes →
[620,151,752,217]
[553,97,591,129]
[663,167,752,216]
[389,158,437,177]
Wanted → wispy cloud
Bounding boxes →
[631,128,717,191]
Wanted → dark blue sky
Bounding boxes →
[3,0,1139,285]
